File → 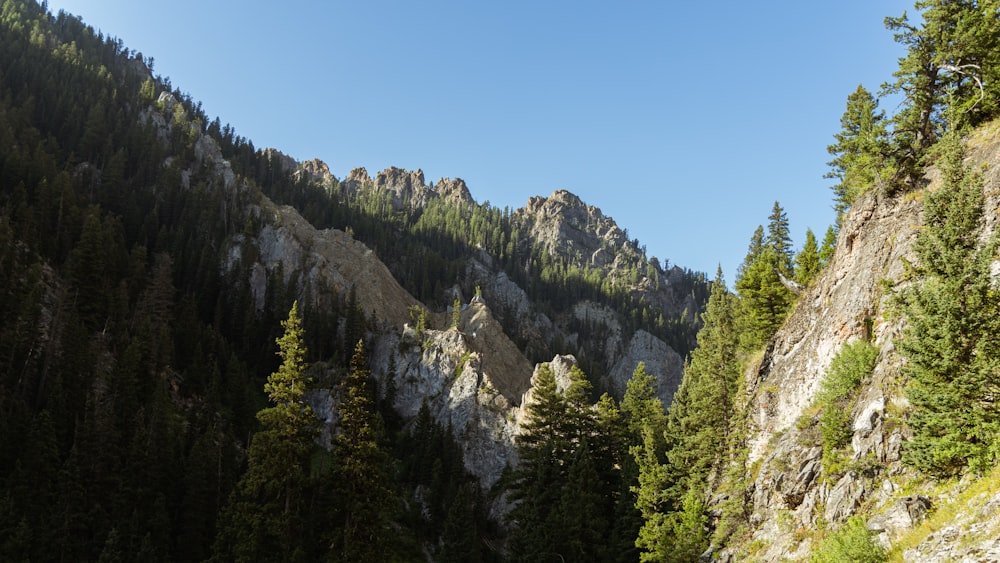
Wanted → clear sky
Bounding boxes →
[47,0,914,282]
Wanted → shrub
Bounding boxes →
[817,340,878,473]
[810,516,886,563]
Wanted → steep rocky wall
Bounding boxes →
[224,198,419,329]
[727,122,1000,561]
[368,302,573,490]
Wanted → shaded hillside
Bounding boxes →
[0,1,707,560]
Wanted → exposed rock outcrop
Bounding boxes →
[724,121,1000,561]
[367,301,535,489]
[434,176,474,205]
[607,329,684,405]
[223,199,419,328]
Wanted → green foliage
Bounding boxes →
[451,296,461,329]
[737,246,794,350]
[213,302,318,562]
[795,228,821,287]
[816,340,878,474]
[670,485,710,563]
[817,340,879,407]
[409,304,428,335]
[735,203,797,351]
[819,225,838,267]
[635,271,743,562]
[826,85,895,211]
[507,362,632,563]
[633,426,673,561]
[810,516,886,563]
[330,339,395,562]
[898,132,1000,476]
[766,201,794,275]
[881,1,1000,183]
[668,271,741,486]
[621,361,667,441]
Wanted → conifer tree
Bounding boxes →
[667,270,741,488]
[620,362,667,442]
[795,228,821,287]
[898,133,1000,476]
[507,362,613,562]
[635,271,740,562]
[736,246,793,351]
[633,426,673,562]
[826,85,893,211]
[212,301,317,562]
[766,201,794,275]
[819,225,838,267]
[507,364,566,561]
[331,339,394,562]
[883,1,1000,168]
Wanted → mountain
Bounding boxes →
[0,1,707,560]
[10,1,999,561]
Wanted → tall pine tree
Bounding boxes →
[826,85,893,211]
[898,133,1000,476]
[330,339,394,562]
[212,301,318,562]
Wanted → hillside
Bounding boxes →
[698,120,1000,562]
[0,1,707,560]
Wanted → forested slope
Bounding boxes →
[0,1,708,560]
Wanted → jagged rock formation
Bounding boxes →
[339,165,474,210]
[255,150,705,405]
[608,328,684,405]
[514,189,698,316]
[721,122,1000,561]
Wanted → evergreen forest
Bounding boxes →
[2,0,1000,561]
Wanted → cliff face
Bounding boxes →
[723,122,1000,561]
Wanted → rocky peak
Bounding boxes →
[374,166,425,193]
[434,177,474,205]
[296,158,336,184]
[517,189,628,262]
[345,167,372,186]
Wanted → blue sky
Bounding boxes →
[48,1,913,281]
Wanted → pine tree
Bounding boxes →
[632,426,672,562]
[883,1,1000,168]
[212,301,318,562]
[736,246,793,351]
[507,362,611,562]
[451,296,462,329]
[621,362,667,441]
[738,226,765,280]
[331,339,394,562]
[826,84,893,211]
[667,270,741,488]
[898,133,1000,476]
[635,271,741,562]
[507,364,567,561]
[766,201,794,275]
[819,225,838,267]
[795,228,821,287]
